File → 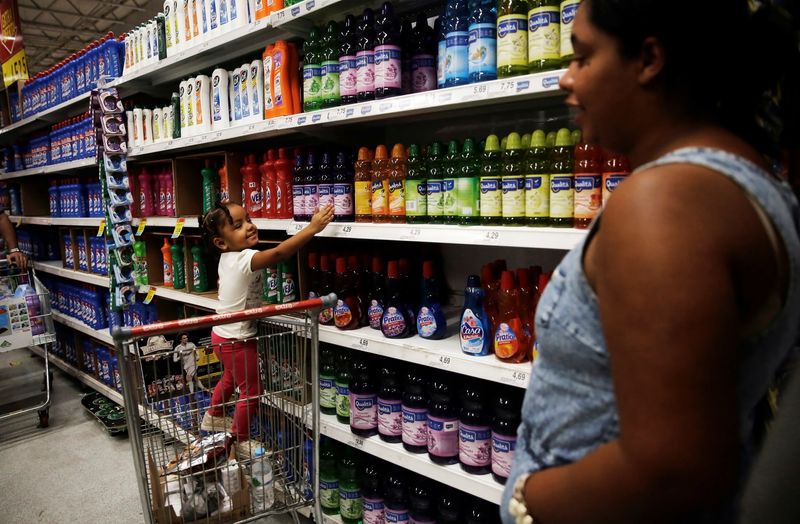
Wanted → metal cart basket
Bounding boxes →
[0,263,57,428]
[112,294,336,524]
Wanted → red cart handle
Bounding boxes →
[112,293,337,341]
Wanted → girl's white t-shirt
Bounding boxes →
[212,249,263,340]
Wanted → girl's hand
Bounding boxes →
[309,205,334,233]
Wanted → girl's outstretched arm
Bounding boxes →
[251,205,334,271]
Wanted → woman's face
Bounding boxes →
[559,3,642,152]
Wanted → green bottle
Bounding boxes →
[170,92,181,138]
[521,133,531,148]
[525,130,550,226]
[335,350,351,425]
[426,142,444,224]
[279,260,297,302]
[497,0,529,78]
[528,0,561,72]
[156,14,168,60]
[502,132,527,225]
[442,140,460,224]
[171,240,185,290]
[133,240,148,286]
[303,27,323,112]
[190,242,208,292]
[319,437,340,515]
[264,267,279,303]
[571,129,582,146]
[549,128,575,227]
[501,135,508,151]
[201,159,218,214]
[320,20,341,109]
[480,134,503,225]
[319,346,337,415]
[405,144,428,224]
[457,138,480,225]
[560,0,580,66]
[338,446,364,524]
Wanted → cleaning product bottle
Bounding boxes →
[525,129,550,225]
[317,151,334,212]
[262,44,275,118]
[279,259,297,302]
[494,271,530,363]
[459,381,492,474]
[161,237,174,287]
[374,2,402,99]
[302,27,322,112]
[516,267,535,339]
[349,357,378,438]
[427,378,459,465]
[528,0,560,72]
[139,167,155,216]
[134,239,149,286]
[367,256,386,330]
[602,151,630,208]
[460,274,491,356]
[381,261,414,339]
[481,263,500,330]
[171,239,185,289]
[242,153,263,217]
[435,16,446,89]
[292,150,307,221]
[468,0,497,82]
[371,145,390,223]
[230,68,242,122]
[289,41,302,115]
[457,138,480,224]
[319,20,341,108]
[249,59,264,119]
[354,146,373,223]
[260,150,277,218]
[164,168,176,216]
[405,144,428,223]
[426,142,444,223]
[185,77,196,133]
[201,159,218,214]
[401,367,428,453]
[265,266,279,303]
[157,170,169,215]
[194,75,212,133]
[497,0,528,77]
[191,241,208,292]
[549,128,575,227]
[333,150,354,222]
[416,260,447,340]
[239,63,251,120]
[574,141,603,229]
[356,9,376,102]
[410,12,436,93]
[502,132,526,225]
[275,147,294,218]
[304,150,319,215]
[387,143,406,223]
[442,140,460,224]
[444,0,470,87]
[338,15,358,105]
[560,0,580,66]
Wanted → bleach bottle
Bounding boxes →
[460,274,491,356]
[416,260,447,340]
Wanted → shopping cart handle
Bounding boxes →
[111,293,338,341]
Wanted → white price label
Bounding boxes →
[355,338,369,349]
[483,230,501,243]
[328,107,346,121]
[378,102,392,113]
[490,80,517,96]
[351,436,365,448]
[512,369,528,385]
[214,131,223,140]
[399,227,422,241]
[472,84,489,96]
[273,9,287,24]
[291,222,304,233]
[339,225,352,235]
[247,123,257,132]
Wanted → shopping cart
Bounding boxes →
[0,262,57,428]
[112,294,336,524]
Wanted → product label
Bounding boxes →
[468,23,497,76]
[364,497,386,524]
[303,64,322,103]
[528,6,560,63]
[356,50,375,94]
[304,183,319,213]
[602,172,628,207]
[371,179,388,216]
[574,174,602,220]
[368,299,384,329]
[340,488,364,520]
[561,1,579,58]
[250,66,260,114]
[320,377,336,408]
[388,179,405,216]
[502,176,526,218]
[163,261,173,286]
[320,479,340,509]
[525,174,550,218]
[350,393,378,430]
[355,180,372,217]
[497,14,528,68]
[492,431,517,478]
[479,177,502,217]
[550,175,574,219]
[426,180,443,216]
[444,31,469,83]
[410,54,435,93]
[336,382,350,418]
[263,55,274,111]
[441,178,458,216]
[240,69,250,118]
[381,307,407,337]
[437,40,446,88]
[318,183,334,209]
[405,180,427,216]
[320,60,340,100]
[457,177,478,217]
[333,183,354,216]
[460,309,487,354]
[334,299,354,327]
[319,305,334,324]
[378,397,402,436]
[375,45,402,90]
[495,320,522,359]
[231,73,241,120]
[292,185,305,217]
[339,55,358,97]
[416,307,439,338]
[386,508,410,523]
[273,50,285,108]
[402,406,428,446]
[459,424,492,466]
[427,415,459,457]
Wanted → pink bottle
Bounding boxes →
[158,171,169,216]
[162,169,175,217]
[138,168,155,217]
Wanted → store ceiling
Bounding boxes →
[19,0,163,75]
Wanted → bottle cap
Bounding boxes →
[336,257,347,274]
[516,268,530,289]
[462,138,476,154]
[398,258,410,275]
[506,132,522,151]
[308,252,318,268]
[484,135,500,153]
[371,256,383,273]
[391,143,406,159]
[347,255,359,270]
[555,128,572,147]
[427,142,442,157]
[357,146,373,161]
[530,130,546,149]
[521,133,531,149]
[387,260,399,278]
[500,136,508,151]
[408,143,420,157]
[422,260,435,279]
[466,274,481,288]
[500,270,516,291]
[545,131,557,148]
[374,144,388,160]
[320,255,330,271]
[277,147,287,159]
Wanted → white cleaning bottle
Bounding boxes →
[185,76,196,134]
[239,64,251,120]
[153,108,162,142]
[175,0,187,50]
[194,75,212,133]
[230,68,242,122]
[249,59,264,121]
[148,20,160,65]
[163,0,174,56]
[182,0,194,48]
[142,108,154,145]
[133,108,145,147]
[211,68,230,130]
[164,105,175,138]
[179,80,189,133]
[206,0,219,37]
[126,110,135,148]
[229,0,248,29]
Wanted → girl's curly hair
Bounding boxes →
[200,201,233,258]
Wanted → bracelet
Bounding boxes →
[508,473,535,524]
[8,248,20,254]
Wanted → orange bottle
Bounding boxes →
[263,44,276,119]
[516,267,535,339]
[270,41,295,118]
[288,42,301,114]
[255,0,270,20]
[161,238,174,288]
[388,143,407,223]
[218,163,229,203]
[354,147,373,222]
[266,0,284,16]
[371,145,390,223]
[493,271,530,363]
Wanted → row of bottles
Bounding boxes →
[129,166,176,218]
[320,350,523,487]
[157,237,209,292]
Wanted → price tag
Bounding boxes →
[171,217,186,238]
[340,225,352,235]
[490,80,517,97]
[96,219,106,237]
[360,105,372,115]
[305,0,315,11]
[351,436,365,448]
[265,119,277,131]
[247,122,258,132]
[143,286,157,304]
[135,218,147,236]
[378,102,392,113]
[399,227,422,241]
[428,353,452,368]
[328,107,346,121]
[511,369,528,386]
[483,230,501,243]
[542,75,561,89]
[214,131,223,140]
[297,116,307,125]
[355,338,369,349]
[312,113,322,123]
[472,84,489,96]
[272,9,287,24]
[291,222,304,233]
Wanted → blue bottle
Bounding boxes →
[381,261,415,339]
[416,260,447,339]
[444,0,470,87]
[435,16,446,89]
[460,274,491,356]
[468,0,497,83]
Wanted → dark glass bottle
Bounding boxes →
[402,366,428,454]
[356,9,376,102]
[377,360,403,443]
[366,256,386,330]
[319,345,336,415]
[349,356,378,437]
[491,387,522,484]
[335,350,352,425]
[459,381,492,474]
[339,14,359,105]
[427,378,459,465]
[384,467,410,523]
[363,459,386,524]
[408,476,436,523]
[374,2,402,99]
[437,486,463,523]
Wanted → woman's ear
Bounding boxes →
[637,36,667,86]
[213,236,227,252]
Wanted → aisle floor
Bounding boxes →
[0,349,306,524]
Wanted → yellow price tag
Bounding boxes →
[96,219,106,237]
[143,286,157,304]
[171,217,185,239]
[2,49,28,88]
[135,218,147,236]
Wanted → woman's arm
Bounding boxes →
[250,205,333,271]
[523,167,745,523]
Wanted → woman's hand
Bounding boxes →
[309,205,334,233]
[7,250,27,270]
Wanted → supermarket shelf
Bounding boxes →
[9,215,104,227]
[34,260,109,287]
[30,345,123,404]
[130,216,292,231]
[137,284,219,311]
[0,157,97,180]
[0,92,92,145]
[287,221,586,250]
[127,71,565,159]
[52,311,114,345]
[316,412,504,505]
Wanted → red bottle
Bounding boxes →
[333,257,362,330]
[241,154,263,217]
[493,271,531,364]
[260,150,277,219]
[219,164,229,203]
[274,147,294,219]
[574,143,603,229]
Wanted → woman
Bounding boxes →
[502,1,800,523]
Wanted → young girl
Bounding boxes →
[200,201,333,457]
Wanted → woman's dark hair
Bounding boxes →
[200,202,233,257]
[586,0,798,159]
